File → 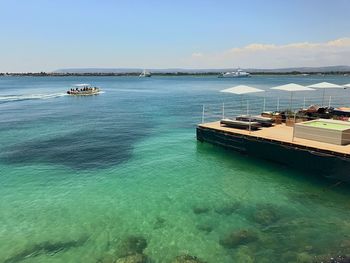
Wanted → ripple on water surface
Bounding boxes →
[1,131,350,263]
[1,76,350,262]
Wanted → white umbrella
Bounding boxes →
[221,85,264,95]
[221,85,264,114]
[344,83,350,88]
[271,83,315,111]
[307,82,344,106]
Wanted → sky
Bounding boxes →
[1,0,350,72]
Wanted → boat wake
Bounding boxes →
[0,93,68,103]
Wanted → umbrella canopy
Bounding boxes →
[271,83,314,92]
[307,82,344,89]
[344,83,350,88]
[307,82,344,105]
[220,85,264,94]
[270,83,314,111]
[221,85,264,115]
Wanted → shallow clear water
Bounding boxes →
[1,75,350,263]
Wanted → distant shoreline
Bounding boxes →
[1,71,349,77]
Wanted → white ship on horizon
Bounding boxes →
[139,69,152,77]
[218,68,250,78]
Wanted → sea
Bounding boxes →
[1,75,350,263]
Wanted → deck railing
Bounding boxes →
[201,95,350,145]
[201,94,350,124]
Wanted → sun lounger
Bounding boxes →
[236,115,274,127]
[220,118,261,130]
[333,107,350,117]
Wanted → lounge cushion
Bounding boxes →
[220,118,261,130]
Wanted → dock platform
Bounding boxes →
[198,121,350,157]
[197,121,350,182]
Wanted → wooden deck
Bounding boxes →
[198,121,350,157]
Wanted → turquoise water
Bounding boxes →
[1,76,350,263]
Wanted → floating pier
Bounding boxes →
[197,121,350,182]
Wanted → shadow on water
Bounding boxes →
[195,140,350,212]
[196,140,350,188]
[1,123,153,170]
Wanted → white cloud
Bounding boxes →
[186,38,350,68]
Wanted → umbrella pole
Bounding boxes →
[247,100,249,115]
[222,102,225,119]
[263,97,266,112]
[322,89,325,106]
[240,95,243,115]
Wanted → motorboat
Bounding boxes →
[139,69,152,77]
[218,68,250,78]
[67,84,100,95]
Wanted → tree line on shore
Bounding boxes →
[0,71,349,77]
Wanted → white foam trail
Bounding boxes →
[0,93,68,102]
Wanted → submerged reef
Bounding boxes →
[99,235,150,263]
[252,204,281,226]
[192,205,210,214]
[171,254,207,263]
[98,253,151,263]
[215,202,240,215]
[313,255,350,263]
[295,252,313,263]
[219,229,259,248]
[4,236,88,263]
[153,216,166,229]
[233,246,256,263]
[118,235,148,256]
[196,223,213,233]
[115,253,150,263]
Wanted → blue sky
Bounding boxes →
[1,0,350,71]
